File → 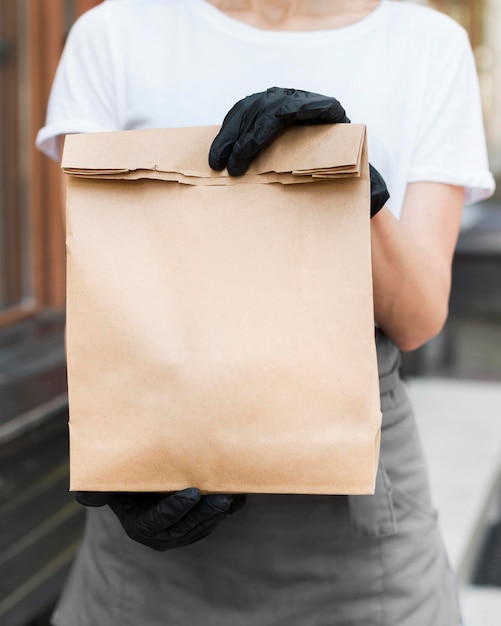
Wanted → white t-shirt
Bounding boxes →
[37,0,495,218]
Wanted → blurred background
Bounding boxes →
[0,1,500,625]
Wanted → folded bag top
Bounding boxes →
[62,123,365,181]
[63,123,381,495]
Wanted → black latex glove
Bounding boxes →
[76,488,246,551]
[209,87,349,176]
[368,163,389,218]
[209,86,389,217]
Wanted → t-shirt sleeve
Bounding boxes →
[36,6,118,161]
[408,24,495,204]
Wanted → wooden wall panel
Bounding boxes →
[0,0,23,309]
[28,0,66,309]
[26,0,102,312]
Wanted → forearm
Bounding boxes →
[371,209,448,351]
[370,183,463,352]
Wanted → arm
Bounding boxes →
[371,182,464,352]
[207,87,480,354]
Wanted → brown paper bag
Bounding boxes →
[62,123,381,495]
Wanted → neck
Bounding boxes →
[207,0,381,30]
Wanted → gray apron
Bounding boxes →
[52,332,463,626]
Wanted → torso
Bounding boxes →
[40,0,484,217]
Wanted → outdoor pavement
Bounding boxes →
[408,377,501,625]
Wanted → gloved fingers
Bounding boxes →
[209,88,298,172]
[176,494,246,540]
[208,136,237,172]
[210,87,349,175]
[275,93,349,124]
[151,516,225,551]
[165,494,234,539]
[75,491,114,507]
[105,492,243,551]
[171,514,227,548]
[209,92,264,171]
[131,487,202,536]
[210,98,283,174]
[228,493,247,514]
[226,113,288,175]
[136,494,232,545]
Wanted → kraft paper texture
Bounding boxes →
[63,123,381,495]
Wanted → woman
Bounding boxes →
[37,1,495,624]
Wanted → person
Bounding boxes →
[36,1,495,624]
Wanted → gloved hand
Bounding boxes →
[209,86,389,217]
[76,488,246,551]
[209,87,349,176]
